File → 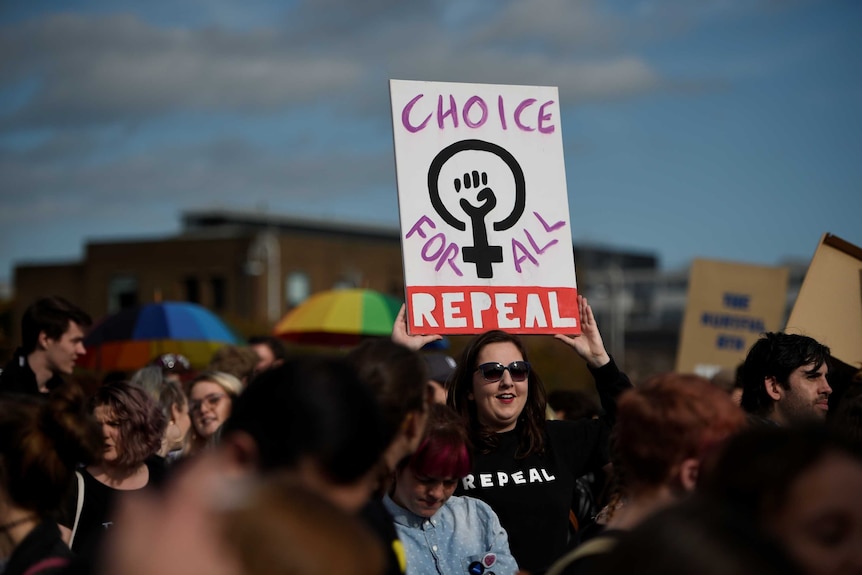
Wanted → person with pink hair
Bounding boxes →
[384,404,518,575]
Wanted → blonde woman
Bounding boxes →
[186,371,242,456]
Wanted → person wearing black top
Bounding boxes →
[393,295,631,573]
[61,382,166,562]
[443,296,632,574]
[0,296,91,396]
[0,385,102,575]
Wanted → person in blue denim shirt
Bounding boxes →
[383,404,518,575]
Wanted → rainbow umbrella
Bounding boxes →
[273,288,403,346]
[80,301,241,371]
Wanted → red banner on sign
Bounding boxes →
[407,286,580,335]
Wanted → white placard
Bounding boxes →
[390,79,579,334]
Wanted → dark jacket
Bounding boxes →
[0,349,65,396]
[455,358,632,574]
[2,520,72,575]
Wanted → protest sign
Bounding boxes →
[675,258,789,377]
[786,233,862,366]
[390,79,579,335]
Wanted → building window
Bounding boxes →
[333,269,362,290]
[184,276,200,304]
[285,271,310,307]
[211,276,226,311]
[108,276,138,313]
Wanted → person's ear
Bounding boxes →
[467,392,474,401]
[764,376,783,401]
[37,330,51,350]
[678,458,700,492]
[219,431,260,475]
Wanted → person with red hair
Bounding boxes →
[383,404,518,575]
[548,373,747,575]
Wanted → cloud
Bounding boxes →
[0,13,364,129]
[0,132,397,225]
[388,47,660,102]
[1,4,668,132]
[470,0,623,51]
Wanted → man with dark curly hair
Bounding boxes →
[740,332,832,426]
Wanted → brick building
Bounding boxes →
[12,210,406,342]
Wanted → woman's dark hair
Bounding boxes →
[447,330,547,458]
[222,356,388,484]
[399,404,472,480]
[347,339,428,447]
[91,381,166,468]
[0,384,102,516]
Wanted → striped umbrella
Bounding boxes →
[80,301,241,371]
[273,288,403,346]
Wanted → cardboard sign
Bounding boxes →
[390,79,579,335]
[786,234,862,366]
[675,259,789,377]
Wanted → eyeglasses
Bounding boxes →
[189,393,227,413]
[475,361,531,383]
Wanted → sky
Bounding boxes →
[1,0,860,289]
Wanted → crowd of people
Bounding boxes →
[0,294,861,575]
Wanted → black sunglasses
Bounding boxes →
[475,361,531,383]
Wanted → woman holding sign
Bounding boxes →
[394,295,631,574]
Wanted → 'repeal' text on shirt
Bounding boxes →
[461,468,556,490]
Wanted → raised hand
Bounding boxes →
[391,304,443,351]
[554,295,611,368]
